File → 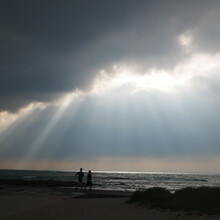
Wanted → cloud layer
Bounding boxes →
[1,0,220,112]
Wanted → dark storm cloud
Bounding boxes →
[1,0,220,112]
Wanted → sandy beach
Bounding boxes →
[0,185,219,220]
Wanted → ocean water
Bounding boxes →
[0,169,220,192]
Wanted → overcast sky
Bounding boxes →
[1,0,220,172]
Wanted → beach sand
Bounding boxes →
[0,185,219,220]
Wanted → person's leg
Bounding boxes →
[89,182,92,190]
[75,182,79,189]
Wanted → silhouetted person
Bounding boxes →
[76,168,84,189]
[85,170,93,190]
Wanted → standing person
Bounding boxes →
[76,168,84,189]
[85,170,93,190]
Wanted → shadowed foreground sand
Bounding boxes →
[0,186,219,220]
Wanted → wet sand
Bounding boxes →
[0,185,219,220]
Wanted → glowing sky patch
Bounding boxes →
[91,51,220,96]
[0,103,47,133]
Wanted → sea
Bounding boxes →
[1,169,220,192]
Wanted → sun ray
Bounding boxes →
[16,91,83,169]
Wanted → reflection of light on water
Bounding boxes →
[91,172,219,192]
[1,170,220,192]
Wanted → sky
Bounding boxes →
[1,0,220,173]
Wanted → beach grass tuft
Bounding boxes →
[128,187,220,215]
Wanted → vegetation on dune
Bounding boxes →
[128,187,220,215]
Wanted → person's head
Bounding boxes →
[80,168,83,171]
[89,170,91,174]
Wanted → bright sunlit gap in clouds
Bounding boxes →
[89,32,220,97]
[92,67,186,94]
[91,52,220,96]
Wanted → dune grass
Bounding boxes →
[127,187,220,215]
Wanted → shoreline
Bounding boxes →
[0,184,220,219]
[0,183,132,198]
